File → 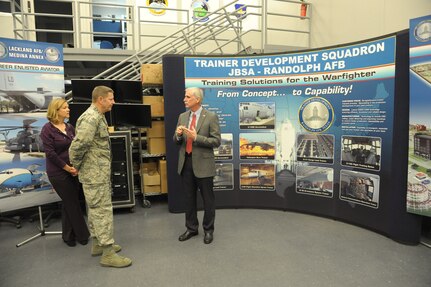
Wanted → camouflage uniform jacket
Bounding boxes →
[69,104,111,184]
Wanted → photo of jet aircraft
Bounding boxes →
[240,163,275,187]
[239,132,275,159]
[239,102,275,123]
[0,73,64,112]
[241,169,268,179]
[0,164,49,199]
[241,142,274,151]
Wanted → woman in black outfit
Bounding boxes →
[40,98,90,247]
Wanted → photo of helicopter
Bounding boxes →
[0,118,44,153]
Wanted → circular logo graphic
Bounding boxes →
[414,20,431,42]
[298,97,334,133]
[45,47,60,62]
[147,0,168,16]
[191,0,209,22]
[0,42,8,59]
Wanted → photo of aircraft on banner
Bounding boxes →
[0,164,49,199]
[0,73,64,112]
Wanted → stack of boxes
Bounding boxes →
[146,120,166,154]
[141,63,163,85]
[141,161,160,194]
[140,160,168,194]
[158,159,167,194]
[141,63,168,195]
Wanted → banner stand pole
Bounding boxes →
[16,205,61,248]
[420,240,431,249]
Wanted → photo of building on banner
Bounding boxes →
[407,15,431,217]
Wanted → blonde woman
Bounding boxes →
[40,98,90,247]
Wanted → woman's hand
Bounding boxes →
[64,165,78,176]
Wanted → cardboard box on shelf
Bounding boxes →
[143,96,164,117]
[141,162,158,173]
[158,159,168,193]
[142,170,160,186]
[146,121,165,138]
[141,64,163,85]
[143,184,161,194]
[141,161,161,194]
[147,137,166,154]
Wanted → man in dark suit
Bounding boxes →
[174,87,221,244]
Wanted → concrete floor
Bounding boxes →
[1,200,431,287]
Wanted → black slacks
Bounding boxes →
[182,155,215,233]
[48,173,90,242]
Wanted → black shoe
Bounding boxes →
[64,240,76,247]
[204,232,213,244]
[78,239,88,245]
[178,230,198,242]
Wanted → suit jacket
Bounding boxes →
[174,108,221,178]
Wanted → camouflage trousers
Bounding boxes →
[82,182,114,246]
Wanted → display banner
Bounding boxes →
[0,38,64,213]
[184,36,396,209]
[407,15,431,217]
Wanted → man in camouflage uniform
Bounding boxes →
[69,86,132,268]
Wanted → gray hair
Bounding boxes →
[186,87,203,103]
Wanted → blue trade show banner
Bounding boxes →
[163,31,422,244]
[407,15,431,217]
[0,38,64,213]
[184,36,396,210]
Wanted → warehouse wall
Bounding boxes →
[0,12,14,39]
[0,1,429,50]
[308,0,431,48]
